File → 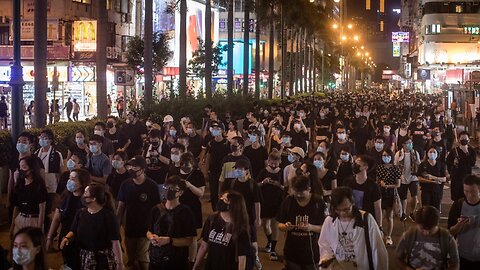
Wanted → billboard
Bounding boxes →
[73,21,97,52]
[418,69,431,80]
[393,42,401,57]
[15,19,59,41]
[392,32,410,43]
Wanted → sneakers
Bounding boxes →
[409,213,416,222]
[269,251,279,261]
[264,242,272,253]
[385,236,393,246]
[255,256,263,270]
[400,213,407,222]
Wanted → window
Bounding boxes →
[456,5,463,13]
[425,24,441,34]
[424,2,480,14]
[73,0,91,4]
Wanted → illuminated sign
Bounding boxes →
[464,26,480,35]
[0,66,67,82]
[418,69,431,80]
[15,19,58,41]
[393,42,401,57]
[73,21,97,52]
[392,32,410,43]
[70,66,95,82]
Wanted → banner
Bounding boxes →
[73,21,97,52]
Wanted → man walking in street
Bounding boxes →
[64,97,73,122]
[0,96,7,130]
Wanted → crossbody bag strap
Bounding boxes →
[363,212,374,270]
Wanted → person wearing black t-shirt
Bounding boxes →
[418,146,447,210]
[47,168,90,270]
[223,158,262,269]
[256,150,285,261]
[201,121,230,211]
[194,191,252,270]
[346,155,382,226]
[313,152,337,198]
[172,153,206,263]
[277,175,326,270]
[409,118,428,159]
[61,184,124,270]
[106,151,130,200]
[66,130,89,161]
[105,116,129,152]
[117,156,161,270]
[426,127,447,165]
[147,175,197,270]
[10,156,48,237]
[57,153,87,195]
[286,115,308,152]
[8,132,45,221]
[143,129,172,186]
[244,128,268,180]
[124,111,148,158]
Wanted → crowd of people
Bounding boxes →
[1,89,480,270]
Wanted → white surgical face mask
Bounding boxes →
[12,247,34,266]
[337,133,346,140]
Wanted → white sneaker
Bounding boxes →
[255,256,262,270]
[385,236,393,246]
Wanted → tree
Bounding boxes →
[125,32,173,75]
[188,39,227,79]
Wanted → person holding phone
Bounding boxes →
[448,175,480,269]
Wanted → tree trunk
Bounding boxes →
[267,4,274,99]
[298,30,303,93]
[312,37,316,92]
[11,0,24,137]
[179,0,187,98]
[303,28,308,93]
[205,0,213,99]
[96,0,108,118]
[254,8,260,99]
[280,4,285,99]
[289,28,294,97]
[34,0,47,127]
[227,0,234,96]
[144,0,153,106]
[243,0,250,95]
[295,29,299,94]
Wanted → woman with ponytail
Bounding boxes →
[60,184,124,270]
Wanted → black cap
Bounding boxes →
[126,155,147,169]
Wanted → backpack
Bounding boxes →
[404,227,452,268]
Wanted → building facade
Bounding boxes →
[0,0,135,117]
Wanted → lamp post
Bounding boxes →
[9,0,24,140]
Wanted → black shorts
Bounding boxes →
[398,182,418,200]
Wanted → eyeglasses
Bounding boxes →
[162,186,180,192]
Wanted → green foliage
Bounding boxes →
[188,39,227,79]
[0,131,13,166]
[125,32,173,74]
[139,94,273,127]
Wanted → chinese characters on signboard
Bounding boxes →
[391,32,409,57]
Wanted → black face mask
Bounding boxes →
[106,122,114,129]
[295,194,307,202]
[216,200,230,212]
[128,169,140,178]
[18,169,28,179]
[81,197,92,206]
[151,141,160,147]
[231,144,238,152]
[460,139,469,146]
[352,164,362,174]
[166,189,178,201]
[180,166,193,174]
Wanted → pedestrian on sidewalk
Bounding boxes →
[72,99,80,121]
[64,97,73,122]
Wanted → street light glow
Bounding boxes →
[334,0,340,3]
[353,35,359,41]
[332,23,338,29]
[361,46,365,50]
[347,24,353,29]
[341,36,347,41]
